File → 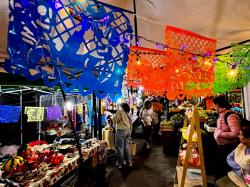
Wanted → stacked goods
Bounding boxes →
[206,111,218,127]
[160,120,173,130]
[170,113,184,128]
[198,110,208,122]
[169,107,182,113]
[1,142,66,183]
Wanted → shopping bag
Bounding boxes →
[130,142,136,156]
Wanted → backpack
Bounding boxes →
[224,111,244,126]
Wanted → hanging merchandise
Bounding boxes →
[24,107,45,122]
[47,107,62,120]
[0,105,21,123]
[6,0,133,101]
[213,44,250,94]
[164,25,217,99]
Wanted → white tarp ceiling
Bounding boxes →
[1,0,250,54]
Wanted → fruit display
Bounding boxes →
[181,127,198,142]
[160,120,173,127]
[170,113,184,128]
[170,113,184,122]
[169,107,182,113]
[2,156,24,174]
[198,110,208,122]
[206,111,218,127]
[160,120,173,130]
[50,153,64,165]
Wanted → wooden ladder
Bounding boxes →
[174,106,207,187]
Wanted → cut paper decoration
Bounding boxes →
[0,105,21,123]
[213,44,250,94]
[6,0,133,101]
[127,46,168,96]
[47,107,62,120]
[164,25,217,99]
[127,26,216,99]
[24,107,45,122]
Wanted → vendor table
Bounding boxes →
[19,140,106,187]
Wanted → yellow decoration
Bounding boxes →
[76,104,83,115]
[2,156,24,174]
[24,107,44,122]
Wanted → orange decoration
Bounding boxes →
[127,46,168,96]
[127,26,217,100]
[164,25,216,99]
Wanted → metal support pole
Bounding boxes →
[59,84,84,165]
[20,89,23,144]
[133,0,138,46]
[98,99,102,140]
[93,92,98,138]
[38,95,42,140]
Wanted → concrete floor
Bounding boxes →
[106,140,177,187]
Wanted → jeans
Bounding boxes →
[143,125,152,144]
[115,129,131,165]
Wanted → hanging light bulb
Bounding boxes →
[117,98,122,104]
[66,101,73,111]
[228,69,238,77]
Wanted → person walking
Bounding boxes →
[213,95,241,180]
[140,100,154,149]
[112,103,132,168]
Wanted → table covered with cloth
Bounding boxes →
[20,140,106,187]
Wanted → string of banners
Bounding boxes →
[0,105,21,123]
[0,105,86,123]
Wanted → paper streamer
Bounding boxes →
[0,105,21,123]
[47,107,62,120]
[24,107,45,122]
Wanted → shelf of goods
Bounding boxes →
[0,139,106,187]
[174,107,207,187]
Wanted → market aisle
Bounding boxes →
[106,139,177,187]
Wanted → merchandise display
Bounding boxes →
[0,139,106,186]
[1,0,250,186]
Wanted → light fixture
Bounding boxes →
[65,101,73,111]
[175,69,179,73]
[139,86,144,91]
[137,58,141,65]
[228,69,238,77]
[117,98,122,104]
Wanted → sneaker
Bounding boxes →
[128,162,133,167]
[117,164,122,169]
[116,162,122,169]
[146,143,151,149]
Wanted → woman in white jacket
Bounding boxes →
[140,100,154,149]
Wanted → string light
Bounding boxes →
[137,58,141,65]
[228,69,238,77]
[66,101,73,111]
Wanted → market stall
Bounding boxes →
[0,138,106,187]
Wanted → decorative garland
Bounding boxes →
[5,0,133,101]
[213,44,250,94]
